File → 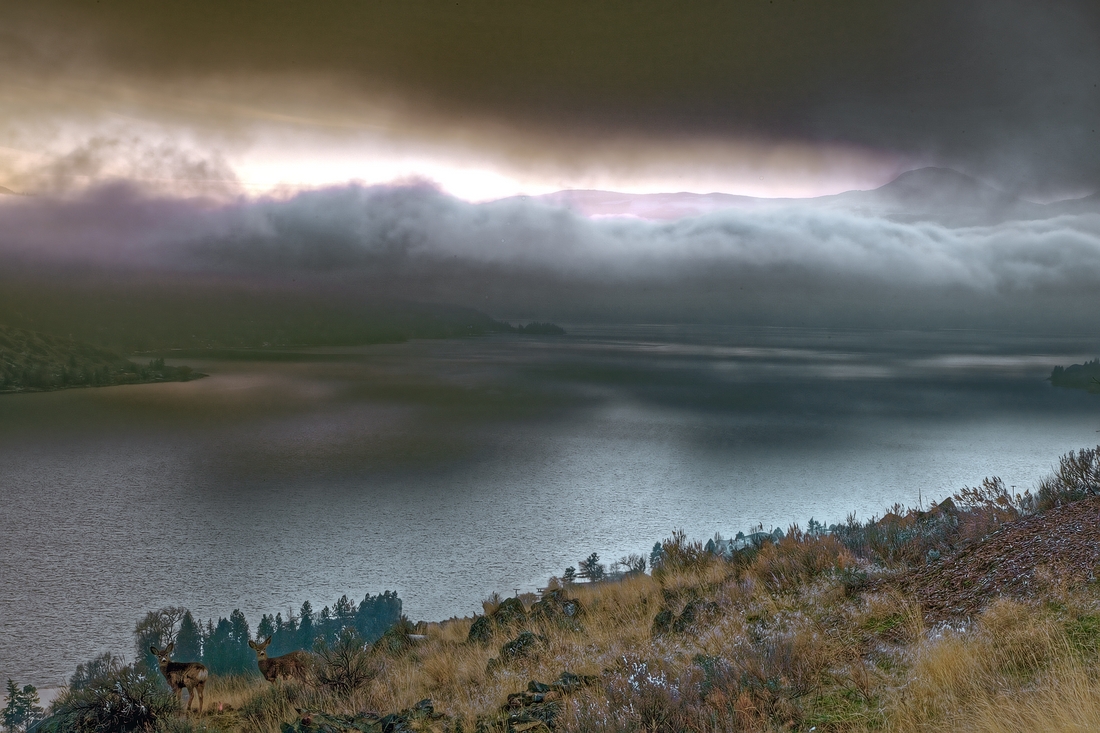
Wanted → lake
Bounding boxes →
[2,325,1099,687]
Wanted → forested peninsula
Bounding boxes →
[0,325,200,393]
[1050,358,1100,393]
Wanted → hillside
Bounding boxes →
[30,449,1100,733]
[0,324,200,393]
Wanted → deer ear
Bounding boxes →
[164,642,174,654]
[150,646,159,655]
[248,640,259,650]
[263,636,273,647]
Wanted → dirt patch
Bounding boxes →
[896,496,1100,621]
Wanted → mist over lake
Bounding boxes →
[2,325,1098,687]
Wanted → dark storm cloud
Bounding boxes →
[6,1,1100,196]
[4,183,1100,332]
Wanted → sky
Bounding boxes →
[4,0,1100,201]
[3,2,1100,331]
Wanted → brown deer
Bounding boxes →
[248,636,312,683]
[149,643,207,715]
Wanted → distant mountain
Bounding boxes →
[514,167,1100,225]
[0,185,15,195]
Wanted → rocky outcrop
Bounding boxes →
[468,598,529,644]
[652,598,719,635]
[529,590,583,630]
[487,632,549,672]
[282,673,599,733]
[477,672,599,733]
[283,697,447,732]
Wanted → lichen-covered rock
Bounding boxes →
[652,607,674,635]
[283,697,448,733]
[475,673,599,732]
[468,615,495,644]
[494,598,528,627]
[653,599,719,635]
[529,590,583,630]
[468,598,530,644]
[500,632,546,661]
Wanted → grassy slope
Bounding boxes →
[127,498,1100,733]
[0,324,200,392]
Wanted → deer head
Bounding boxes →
[149,642,176,665]
[248,636,272,660]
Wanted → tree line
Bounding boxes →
[125,591,402,678]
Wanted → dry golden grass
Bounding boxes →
[180,539,1100,733]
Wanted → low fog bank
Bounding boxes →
[3,179,1100,337]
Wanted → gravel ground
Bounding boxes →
[896,496,1100,621]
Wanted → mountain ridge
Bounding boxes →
[509,167,1099,225]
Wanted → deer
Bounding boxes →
[149,643,207,715]
[248,636,312,683]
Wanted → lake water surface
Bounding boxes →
[3,325,1100,686]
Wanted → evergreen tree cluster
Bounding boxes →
[132,592,401,677]
[0,325,197,393]
[1050,358,1100,393]
[2,679,42,733]
[258,591,402,659]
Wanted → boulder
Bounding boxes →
[530,589,583,630]
[468,615,495,644]
[283,697,446,733]
[500,632,546,662]
[468,597,531,644]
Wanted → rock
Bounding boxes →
[494,598,528,627]
[476,672,598,732]
[468,615,495,644]
[468,597,530,644]
[653,600,719,635]
[282,697,446,733]
[500,632,546,662]
[652,608,674,635]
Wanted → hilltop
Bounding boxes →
[0,324,200,393]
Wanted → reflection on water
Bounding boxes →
[2,325,1099,685]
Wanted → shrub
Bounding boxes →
[44,666,177,733]
[655,530,710,575]
[314,629,380,696]
[750,531,856,593]
[1037,446,1100,510]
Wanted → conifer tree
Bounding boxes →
[175,610,202,662]
[2,680,42,733]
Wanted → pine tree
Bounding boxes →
[2,680,42,733]
[175,611,202,662]
[298,601,315,650]
[579,552,606,581]
[257,614,275,642]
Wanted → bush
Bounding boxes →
[314,629,380,697]
[750,531,856,593]
[44,666,177,733]
[654,530,711,575]
[1037,446,1100,510]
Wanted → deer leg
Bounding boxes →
[196,682,204,715]
[177,687,186,713]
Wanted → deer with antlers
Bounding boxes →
[149,643,207,715]
[248,636,312,683]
